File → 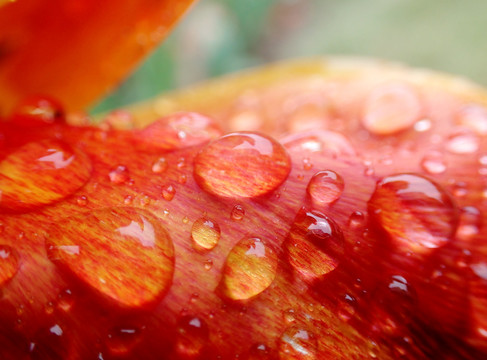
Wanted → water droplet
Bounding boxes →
[285,209,344,281]
[76,195,88,206]
[281,129,355,157]
[247,343,272,359]
[0,245,19,287]
[231,205,245,221]
[162,185,176,201]
[307,170,344,207]
[0,140,92,212]
[221,237,278,300]
[137,112,221,151]
[456,104,487,135]
[151,157,168,173]
[46,207,175,307]
[450,181,468,198]
[10,96,64,126]
[203,259,213,271]
[368,173,457,255]
[191,218,221,250]
[106,325,142,356]
[337,294,357,322]
[278,326,317,360]
[456,206,481,241]
[124,195,134,205]
[302,158,313,171]
[362,83,422,135]
[446,131,480,154]
[348,211,365,229]
[194,132,291,198]
[175,315,209,358]
[413,118,432,132]
[420,151,447,174]
[178,174,188,184]
[57,288,74,312]
[109,165,130,184]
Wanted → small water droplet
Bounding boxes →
[46,207,175,307]
[162,185,176,201]
[57,288,74,312]
[10,96,64,126]
[414,118,432,132]
[109,165,130,184]
[362,83,422,135]
[456,206,481,241]
[368,173,457,255]
[203,259,213,271]
[106,325,142,356]
[421,151,447,174]
[182,216,189,224]
[337,294,357,322]
[76,195,88,206]
[303,158,313,171]
[446,131,480,154]
[175,315,209,358]
[124,195,134,205]
[221,237,278,300]
[348,211,365,229]
[151,157,168,173]
[178,174,188,184]
[194,132,291,198]
[231,205,245,221]
[247,343,272,359]
[279,326,317,360]
[450,181,468,198]
[285,209,344,281]
[191,218,221,250]
[0,245,19,287]
[281,129,356,157]
[0,140,92,212]
[306,170,344,207]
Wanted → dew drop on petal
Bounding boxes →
[446,131,480,154]
[361,83,422,135]
[151,157,168,173]
[278,326,317,360]
[420,151,447,174]
[368,173,457,255]
[0,140,92,212]
[0,245,19,287]
[137,112,221,151]
[456,104,487,135]
[175,315,209,358]
[221,237,278,300]
[109,165,130,184]
[162,185,176,201]
[191,217,221,250]
[106,325,142,356]
[56,288,74,312]
[194,132,291,198]
[203,259,213,271]
[455,206,481,241]
[285,209,344,281]
[231,204,245,221]
[45,207,174,308]
[307,170,344,206]
[76,195,88,206]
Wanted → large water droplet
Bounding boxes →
[137,112,221,151]
[285,209,344,281]
[368,173,457,255]
[46,207,174,308]
[191,217,221,250]
[175,315,209,359]
[0,140,92,212]
[0,245,19,287]
[306,170,344,207]
[278,326,317,360]
[221,237,278,300]
[194,132,291,198]
[106,325,142,356]
[361,83,422,135]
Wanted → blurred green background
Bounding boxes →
[91,0,487,113]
